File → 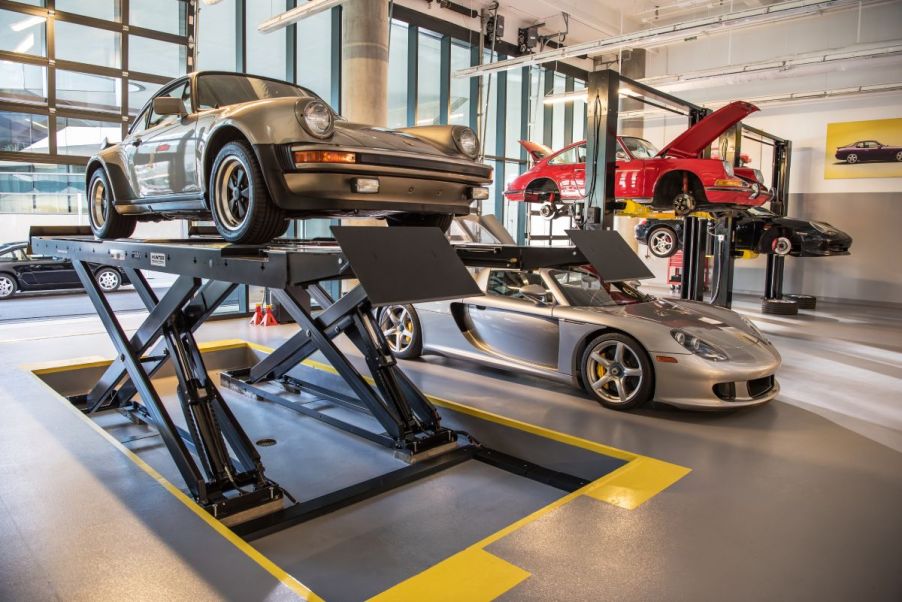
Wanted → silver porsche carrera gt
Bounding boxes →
[85,71,493,244]
[378,224,781,411]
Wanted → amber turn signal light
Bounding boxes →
[655,355,679,363]
[293,150,357,164]
[713,178,747,188]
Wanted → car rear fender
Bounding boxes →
[86,155,136,204]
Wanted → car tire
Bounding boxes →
[761,297,798,315]
[647,226,680,258]
[88,168,136,240]
[580,332,653,411]
[377,305,423,359]
[785,294,816,310]
[673,192,696,216]
[210,141,287,244]
[95,267,122,293]
[895,151,902,162]
[846,153,858,164]
[0,273,17,299]
[386,213,453,232]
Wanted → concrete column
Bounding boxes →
[615,48,646,252]
[341,0,389,126]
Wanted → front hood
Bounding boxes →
[220,97,469,160]
[657,101,759,159]
[575,298,763,350]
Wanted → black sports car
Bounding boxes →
[636,208,852,258]
[835,140,902,164]
[635,219,683,258]
[0,241,129,299]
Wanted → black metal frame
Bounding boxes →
[31,232,589,537]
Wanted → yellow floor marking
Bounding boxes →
[28,339,690,602]
[369,548,529,602]
[584,456,691,510]
[24,341,321,601]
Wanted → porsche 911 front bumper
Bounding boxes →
[254,143,493,218]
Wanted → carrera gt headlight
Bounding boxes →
[297,100,334,139]
[452,127,480,158]
[671,329,728,361]
[739,315,767,342]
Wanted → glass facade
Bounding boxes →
[416,29,441,125]
[197,0,237,72]
[0,8,47,56]
[246,0,288,80]
[296,10,333,100]
[387,20,408,129]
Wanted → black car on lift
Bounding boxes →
[0,241,129,299]
[636,208,852,259]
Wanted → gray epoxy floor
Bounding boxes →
[1,298,901,600]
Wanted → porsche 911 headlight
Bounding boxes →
[298,100,334,139]
[452,127,480,158]
[671,329,728,361]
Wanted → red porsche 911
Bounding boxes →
[504,101,772,217]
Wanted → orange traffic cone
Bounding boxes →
[249,303,263,326]
[262,304,279,326]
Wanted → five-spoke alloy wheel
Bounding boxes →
[647,226,679,258]
[210,141,287,244]
[581,333,653,410]
[378,305,423,359]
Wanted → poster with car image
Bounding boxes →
[824,117,902,179]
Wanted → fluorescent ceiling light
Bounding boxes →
[455,0,871,79]
[258,0,348,34]
[11,15,46,32]
[202,0,224,5]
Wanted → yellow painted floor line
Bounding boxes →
[28,339,691,602]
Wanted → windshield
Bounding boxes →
[621,136,659,159]
[196,74,319,110]
[551,269,652,307]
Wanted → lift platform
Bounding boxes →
[30,227,592,538]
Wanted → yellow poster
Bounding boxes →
[824,117,902,179]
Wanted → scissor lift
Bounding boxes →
[31,227,591,539]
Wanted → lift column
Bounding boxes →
[583,68,620,230]
[762,138,795,314]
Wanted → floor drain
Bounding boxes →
[256,438,277,447]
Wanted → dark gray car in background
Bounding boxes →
[85,71,493,244]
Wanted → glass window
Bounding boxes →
[504,67,523,159]
[147,82,189,129]
[130,0,185,35]
[621,136,659,158]
[196,73,313,110]
[387,20,408,128]
[416,29,441,126]
[246,0,287,80]
[0,163,87,216]
[129,35,186,78]
[449,41,470,126]
[56,116,121,155]
[56,0,120,21]
[297,9,332,100]
[0,110,49,153]
[549,146,584,165]
[56,70,120,113]
[481,51,497,157]
[130,106,149,134]
[551,73,566,151]
[527,66,543,148]
[486,270,550,302]
[56,21,120,68]
[1,9,47,56]
[197,0,236,72]
[128,80,164,115]
[0,60,46,104]
[551,270,650,307]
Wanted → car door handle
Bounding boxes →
[472,305,486,310]
[130,138,142,147]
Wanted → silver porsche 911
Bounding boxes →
[85,71,493,244]
[378,255,781,411]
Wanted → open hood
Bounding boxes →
[518,140,554,161]
[656,101,759,159]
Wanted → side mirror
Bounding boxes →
[153,96,187,117]
[519,283,550,304]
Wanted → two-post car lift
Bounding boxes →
[31,227,590,538]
